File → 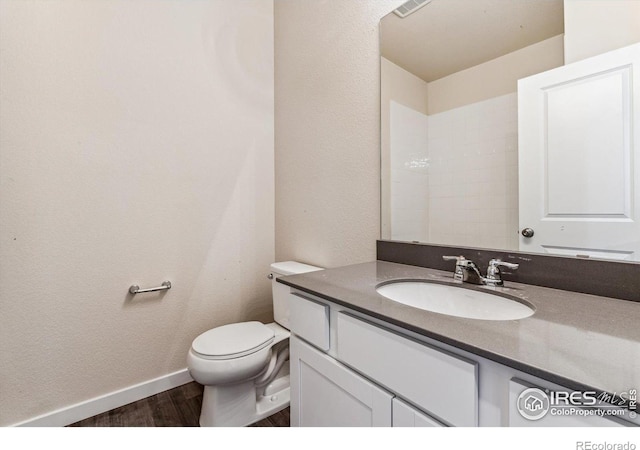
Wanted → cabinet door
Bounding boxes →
[392,398,445,427]
[290,335,393,427]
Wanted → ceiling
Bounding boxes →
[380,0,564,82]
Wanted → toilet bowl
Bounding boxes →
[187,261,322,427]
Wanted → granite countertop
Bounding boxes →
[278,260,640,400]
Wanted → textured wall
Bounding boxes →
[274,0,403,269]
[0,0,274,426]
[564,0,640,63]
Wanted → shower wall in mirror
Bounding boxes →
[381,0,640,262]
[380,0,564,251]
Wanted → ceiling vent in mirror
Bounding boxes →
[393,0,433,18]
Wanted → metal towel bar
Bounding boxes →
[129,281,172,295]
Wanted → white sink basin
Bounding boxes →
[376,281,534,321]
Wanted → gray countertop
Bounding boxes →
[278,261,640,399]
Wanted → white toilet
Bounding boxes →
[187,261,322,427]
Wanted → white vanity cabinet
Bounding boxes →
[287,290,637,428]
[288,292,387,426]
[288,293,470,427]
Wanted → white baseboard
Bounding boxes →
[12,368,194,427]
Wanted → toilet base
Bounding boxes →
[199,374,290,427]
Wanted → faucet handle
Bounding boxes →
[485,259,519,286]
[443,255,468,281]
[488,259,519,270]
[443,255,466,262]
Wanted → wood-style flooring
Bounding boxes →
[68,382,289,427]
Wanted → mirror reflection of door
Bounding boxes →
[518,43,640,261]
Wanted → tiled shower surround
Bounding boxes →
[391,93,519,250]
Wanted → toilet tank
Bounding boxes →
[270,261,323,330]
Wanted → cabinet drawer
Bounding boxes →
[508,379,630,427]
[337,312,478,426]
[289,293,330,351]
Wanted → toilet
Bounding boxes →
[187,261,322,427]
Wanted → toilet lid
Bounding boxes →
[191,321,275,359]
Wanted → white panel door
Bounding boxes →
[289,336,393,427]
[518,43,640,260]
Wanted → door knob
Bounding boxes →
[521,228,535,238]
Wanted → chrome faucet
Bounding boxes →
[443,256,519,287]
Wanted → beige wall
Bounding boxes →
[428,35,565,115]
[565,0,640,63]
[274,0,403,268]
[380,57,429,239]
[0,0,274,426]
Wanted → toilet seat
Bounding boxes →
[191,321,275,360]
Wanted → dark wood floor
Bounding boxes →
[68,382,289,427]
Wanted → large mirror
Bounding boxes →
[381,0,640,261]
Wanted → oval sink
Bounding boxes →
[376,281,534,321]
